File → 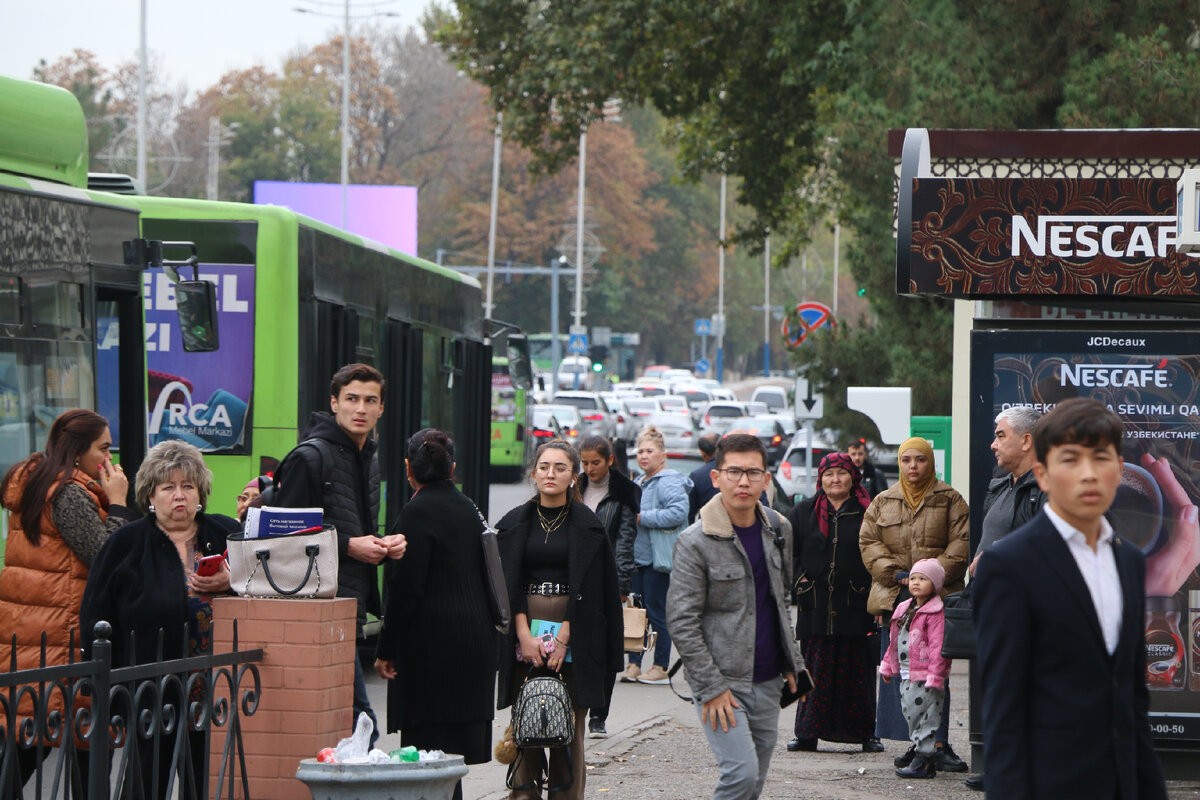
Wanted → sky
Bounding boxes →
[1,0,431,95]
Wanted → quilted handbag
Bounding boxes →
[227,526,338,598]
[940,586,976,660]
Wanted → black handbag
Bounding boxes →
[940,585,976,659]
[471,503,512,634]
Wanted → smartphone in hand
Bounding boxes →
[195,554,226,577]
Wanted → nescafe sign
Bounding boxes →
[900,178,1200,299]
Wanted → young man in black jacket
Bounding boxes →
[274,363,406,744]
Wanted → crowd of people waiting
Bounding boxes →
[14,379,1104,796]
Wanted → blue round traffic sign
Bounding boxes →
[695,358,710,373]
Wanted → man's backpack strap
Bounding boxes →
[266,437,334,503]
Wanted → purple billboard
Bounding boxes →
[252,180,418,256]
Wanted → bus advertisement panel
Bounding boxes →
[971,328,1200,742]
[99,264,255,452]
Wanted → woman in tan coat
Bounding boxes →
[858,436,969,771]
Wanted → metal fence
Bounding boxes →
[0,621,263,800]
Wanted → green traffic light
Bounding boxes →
[857,288,867,296]
[592,362,603,372]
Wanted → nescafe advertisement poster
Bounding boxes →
[971,329,1200,739]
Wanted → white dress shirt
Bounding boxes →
[1043,504,1123,655]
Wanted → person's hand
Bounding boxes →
[546,639,568,673]
[783,672,801,703]
[380,533,407,560]
[881,673,892,684]
[348,536,389,565]
[189,561,231,595]
[701,689,740,732]
[1142,453,1200,596]
[374,658,396,680]
[968,553,981,577]
[98,459,129,505]
[518,634,545,665]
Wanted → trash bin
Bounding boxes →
[295,756,469,800]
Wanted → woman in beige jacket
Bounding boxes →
[858,436,969,771]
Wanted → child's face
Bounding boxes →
[908,572,935,600]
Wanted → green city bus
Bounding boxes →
[490,355,528,480]
[0,74,501,567]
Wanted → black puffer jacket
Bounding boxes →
[789,494,875,638]
[578,470,640,595]
[274,412,382,627]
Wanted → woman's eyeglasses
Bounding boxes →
[535,463,572,475]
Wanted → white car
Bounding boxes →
[656,395,691,418]
[699,401,750,435]
[638,411,697,457]
[553,391,617,439]
[621,397,662,444]
[750,385,789,414]
[533,404,582,446]
[661,368,695,384]
[775,430,838,503]
[555,356,593,390]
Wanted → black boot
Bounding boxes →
[894,745,916,768]
[896,753,936,779]
[861,737,884,753]
[786,737,817,752]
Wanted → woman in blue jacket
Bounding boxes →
[626,427,691,685]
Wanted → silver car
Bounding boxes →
[534,404,583,446]
[699,401,750,435]
[552,391,617,439]
[637,411,698,457]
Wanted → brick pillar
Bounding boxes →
[209,596,357,800]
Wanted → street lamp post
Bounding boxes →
[573,130,587,331]
[763,235,770,377]
[716,173,727,383]
[485,114,502,320]
[294,2,399,231]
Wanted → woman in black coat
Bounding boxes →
[496,439,623,800]
[374,429,497,800]
[786,452,881,754]
[80,440,238,799]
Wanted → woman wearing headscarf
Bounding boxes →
[858,436,969,771]
[786,453,881,753]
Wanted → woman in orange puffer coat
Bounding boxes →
[0,409,137,788]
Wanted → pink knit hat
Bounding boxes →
[909,558,945,593]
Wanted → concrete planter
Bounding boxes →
[295,756,469,800]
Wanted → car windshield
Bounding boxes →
[708,405,743,417]
[659,396,686,409]
[543,405,581,423]
[733,416,782,434]
[554,395,599,410]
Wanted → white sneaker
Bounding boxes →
[637,665,671,685]
[620,663,642,683]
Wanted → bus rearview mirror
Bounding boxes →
[506,335,532,390]
[176,280,220,352]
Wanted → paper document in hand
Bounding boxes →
[243,505,323,538]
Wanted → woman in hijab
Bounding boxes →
[858,437,969,771]
[786,453,882,753]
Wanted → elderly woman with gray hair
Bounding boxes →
[80,440,239,798]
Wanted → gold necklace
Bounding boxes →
[537,503,569,542]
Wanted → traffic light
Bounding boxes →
[589,344,609,372]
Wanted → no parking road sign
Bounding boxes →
[781,301,836,349]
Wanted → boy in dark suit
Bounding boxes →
[974,397,1167,799]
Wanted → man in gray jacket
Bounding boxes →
[667,433,805,800]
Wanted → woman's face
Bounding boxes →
[236,485,260,519]
[580,449,611,484]
[637,440,666,476]
[78,427,113,481]
[900,448,933,485]
[152,469,201,526]
[533,448,575,502]
[820,466,852,502]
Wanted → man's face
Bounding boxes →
[991,418,1028,474]
[711,450,768,517]
[331,380,384,441]
[847,444,866,468]
[1034,441,1122,532]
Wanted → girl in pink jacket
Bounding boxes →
[880,558,949,779]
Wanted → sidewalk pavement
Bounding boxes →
[458,659,1200,800]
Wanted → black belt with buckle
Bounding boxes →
[526,582,570,596]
